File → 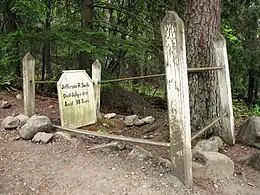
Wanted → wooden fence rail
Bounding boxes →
[22,66,222,85]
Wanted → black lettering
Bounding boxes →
[81,99,89,104]
[76,99,81,105]
[65,101,73,107]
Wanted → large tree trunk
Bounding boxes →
[185,0,221,135]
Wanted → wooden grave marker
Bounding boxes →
[57,70,97,128]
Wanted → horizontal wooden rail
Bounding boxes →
[53,125,171,147]
[35,80,57,84]
[191,113,227,141]
[29,67,222,85]
[99,74,165,84]
[188,66,222,73]
[99,67,222,84]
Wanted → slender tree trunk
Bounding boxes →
[5,11,21,76]
[185,0,221,135]
[247,68,255,105]
[255,68,260,103]
[42,0,52,80]
[79,0,93,74]
[244,9,259,105]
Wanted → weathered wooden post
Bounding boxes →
[23,53,36,117]
[213,33,235,145]
[161,11,193,187]
[92,60,102,119]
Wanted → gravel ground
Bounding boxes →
[0,91,260,195]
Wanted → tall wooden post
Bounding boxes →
[92,60,102,118]
[213,33,235,145]
[23,53,36,117]
[161,11,193,187]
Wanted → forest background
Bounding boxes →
[0,0,259,118]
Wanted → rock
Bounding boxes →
[88,141,125,151]
[134,119,146,126]
[128,146,153,160]
[53,131,73,141]
[32,132,53,144]
[48,105,54,109]
[192,161,204,170]
[134,116,155,126]
[236,155,251,164]
[142,116,155,124]
[124,115,138,126]
[53,131,82,144]
[102,123,110,128]
[238,117,260,148]
[193,136,224,157]
[104,113,116,119]
[15,114,29,127]
[158,157,172,168]
[193,151,234,181]
[16,94,22,100]
[1,116,19,130]
[249,152,260,170]
[19,115,53,140]
[1,101,11,109]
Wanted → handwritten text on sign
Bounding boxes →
[57,70,96,128]
[62,83,90,107]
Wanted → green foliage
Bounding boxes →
[253,104,260,116]
[0,75,16,90]
[222,0,260,101]
[0,0,259,109]
[233,99,260,119]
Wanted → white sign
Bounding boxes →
[57,70,97,128]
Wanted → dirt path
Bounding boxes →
[0,92,260,195]
[1,132,260,195]
[0,133,196,195]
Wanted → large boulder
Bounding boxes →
[19,115,53,140]
[193,151,234,181]
[1,116,19,130]
[238,117,260,148]
[15,114,29,127]
[193,136,224,157]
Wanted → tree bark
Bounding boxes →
[42,0,52,80]
[247,68,255,105]
[79,0,93,74]
[185,0,221,135]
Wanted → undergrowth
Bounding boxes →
[233,99,260,120]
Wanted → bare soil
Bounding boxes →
[0,91,260,195]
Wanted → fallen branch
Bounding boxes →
[88,141,125,151]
